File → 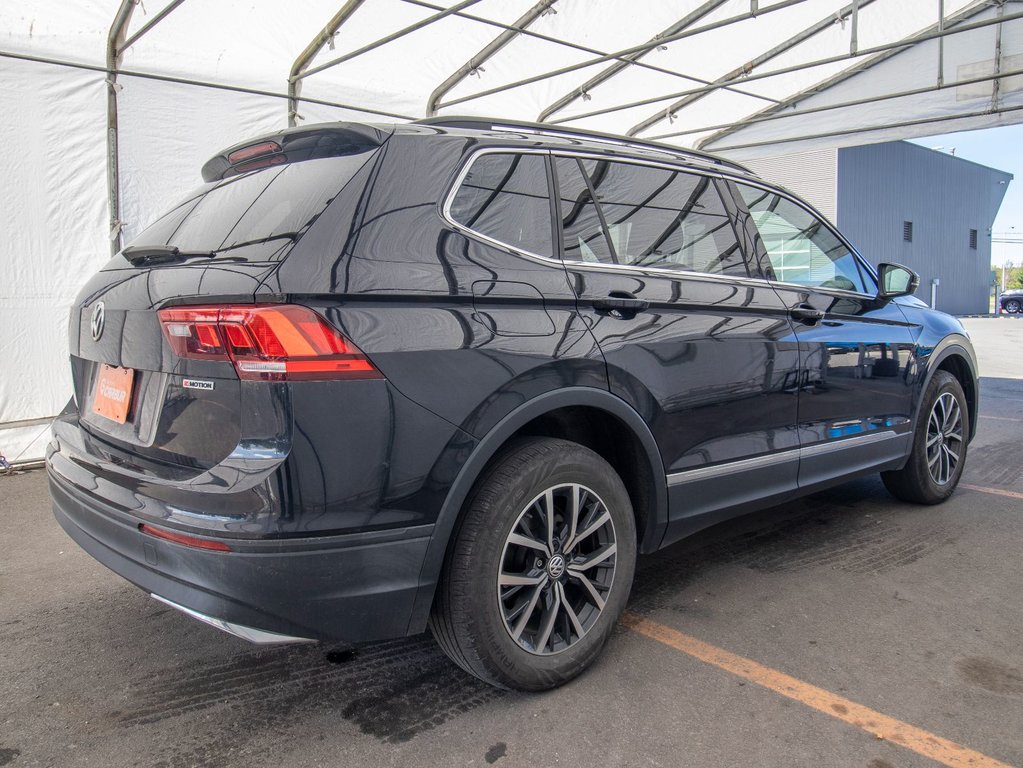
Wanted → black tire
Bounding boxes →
[882,370,969,504]
[1005,299,1021,313]
[429,437,637,691]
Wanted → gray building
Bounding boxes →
[747,141,1012,316]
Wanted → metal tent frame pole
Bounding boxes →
[536,0,728,123]
[547,4,1023,130]
[120,0,186,51]
[288,0,367,127]
[427,0,558,117]
[625,0,876,137]
[1,49,414,119]
[431,0,808,112]
[694,0,999,149]
[637,66,1023,144]
[106,0,136,257]
[106,0,189,256]
[406,0,778,110]
[295,0,485,82]
[706,102,1023,154]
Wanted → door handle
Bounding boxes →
[789,304,825,325]
[592,292,649,315]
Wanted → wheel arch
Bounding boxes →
[919,337,979,442]
[406,386,667,635]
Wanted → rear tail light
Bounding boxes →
[157,304,382,381]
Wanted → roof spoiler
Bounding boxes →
[201,123,393,183]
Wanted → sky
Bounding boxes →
[909,125,1023,267]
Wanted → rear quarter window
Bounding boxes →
[448,152,554,257]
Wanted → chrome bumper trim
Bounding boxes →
[151,594,318,645]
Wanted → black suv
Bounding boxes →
[48,118,978,691]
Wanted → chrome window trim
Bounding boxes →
[550,150,879,299]
[666,430,902,486]
[440,146,881,303]
[441,147,563,267]
[551,150,760,282]
[724,174,880,298]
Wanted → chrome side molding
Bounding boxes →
[666,430,903,486]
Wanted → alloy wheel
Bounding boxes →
[926,392,963,486]
[497,483,617,656]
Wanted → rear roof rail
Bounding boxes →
[414,116,755,176]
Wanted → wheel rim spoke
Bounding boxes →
[568,569,606,610]
[566,509,611,552]
[565,484,582,553]
[534,587,562,653]
[510,580,546,641]
[558,582,586,639]
[926,392,963,486]
[500,572,546,587]
[498,482,617,656]
[570,543,617,571]
[507,531,551,557]
[944,409,961,436]
[543,489,556,554]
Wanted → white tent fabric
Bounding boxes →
[2,0,1021,463]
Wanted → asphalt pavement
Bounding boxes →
[1,317,1020,768]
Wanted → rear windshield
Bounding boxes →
[122,151,375,263]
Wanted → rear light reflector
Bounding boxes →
[157,304,383,381]
[139,523,233,552]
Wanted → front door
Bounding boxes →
[728,181,917,488]
[554,154,802,544]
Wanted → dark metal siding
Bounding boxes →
[836,141,1011,315]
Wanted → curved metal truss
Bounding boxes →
[77,0,1022,253]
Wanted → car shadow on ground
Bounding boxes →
[73,475,958,760]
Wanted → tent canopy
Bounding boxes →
[2,0,1021,462]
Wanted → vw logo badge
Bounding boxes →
[547,554,566,580]
[90,302,106,342]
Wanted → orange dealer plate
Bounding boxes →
[92,364,135,424]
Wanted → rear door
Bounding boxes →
[727,181,917,488]
[554,154,802,544]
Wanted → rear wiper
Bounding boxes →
[122,245,216,266]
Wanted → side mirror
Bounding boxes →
[878,263,919,298]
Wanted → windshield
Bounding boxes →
[121,151,375,264]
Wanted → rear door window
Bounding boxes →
[126,152,375,262]
[448,152,554,257]
[557,157,747,277]
[555,157,615,264]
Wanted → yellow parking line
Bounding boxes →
[622,613,1011,768]
[960,483,1023,500]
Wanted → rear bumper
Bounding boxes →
[50,469,433,644]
